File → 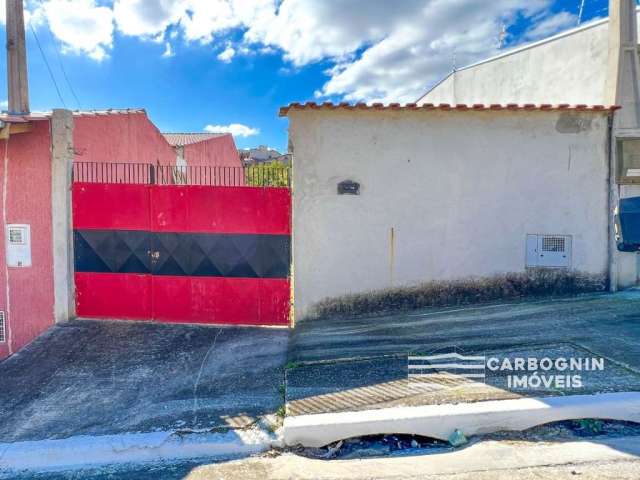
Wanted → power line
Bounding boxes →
[29,22,66,108]
[31,0,80,109]
[48,27,81,109]
[577,0,586,25]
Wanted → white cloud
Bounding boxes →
[217,44,235,63]
[106,0,560,102]
[22,0,581,100]
[32,0,114,61]
[524,11,578,41]
[162,41,174,57]
[204,123,260,137]
[113,0,182,38]
[257,0,554,103]
[0,100,7,110]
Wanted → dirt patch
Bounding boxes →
[307,270,606,319]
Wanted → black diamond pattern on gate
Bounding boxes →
[74,230,151,273]
[74,230,290,278]
[190,237,224,277]
[152,233,192,276]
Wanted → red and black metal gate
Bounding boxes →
[71,163,291,326]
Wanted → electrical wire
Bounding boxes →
[577,0,586,25]
[29,22,66,108]
[47,27,81,110]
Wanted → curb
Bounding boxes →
[0,427,274,472]
[284,391,640,447]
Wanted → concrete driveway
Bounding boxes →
[286,291,640,415]
[0,320,289,443]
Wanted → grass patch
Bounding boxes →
[307,270,606,319]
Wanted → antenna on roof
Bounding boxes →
[452,47,457,72]
[577,0,586,25]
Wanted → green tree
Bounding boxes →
[245,160,290,187]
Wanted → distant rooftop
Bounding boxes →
[162,132,228,147]
[0,108,147,123]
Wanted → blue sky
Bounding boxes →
[0,0,613,151]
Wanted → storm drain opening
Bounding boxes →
[293,434,451,460]
[0,311,5,343]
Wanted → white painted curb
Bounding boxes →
[0,428,274,471]
[284,391,640,447]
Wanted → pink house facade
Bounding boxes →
[0,109,242,360]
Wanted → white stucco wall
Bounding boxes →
[418,12,640,106]
[290,109,611,318]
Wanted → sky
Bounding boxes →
[0,0,614,151]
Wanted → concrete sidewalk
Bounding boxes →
[286,291,640,415]
[92,433,640,480]
[0,320,288,442]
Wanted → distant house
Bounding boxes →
[239,145,290,165]
[163,132,241,169]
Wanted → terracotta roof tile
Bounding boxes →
[279,102,620,116]
[162,132,228,147]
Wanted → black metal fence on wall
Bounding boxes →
[73,162,291,188]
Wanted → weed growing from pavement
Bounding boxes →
[284,361,301,370]
[308,270,607,319]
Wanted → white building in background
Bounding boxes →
[282,0,640,320]
[418,0,640,295]
[417,13,622,106]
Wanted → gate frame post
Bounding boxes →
[51,109,75,322]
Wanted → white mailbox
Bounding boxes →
[6,224,31,267]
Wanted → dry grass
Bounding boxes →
[307,270,607,319]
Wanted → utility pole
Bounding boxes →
[6,0,29,114]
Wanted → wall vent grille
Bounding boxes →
[526,234,572,268]
[0,311,5,343]
[542,236,566,253]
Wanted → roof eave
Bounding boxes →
[279,102,620,117]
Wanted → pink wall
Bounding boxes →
[183,134,241,168]
[0,112,245,360]
[73,112,176,166]
[0,120,55,359]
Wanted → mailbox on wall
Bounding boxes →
[615,197,640,252]
[5,224,31,267]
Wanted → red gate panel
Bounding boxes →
[72,181,291,326]
[73,183,151,231]
[75,273,152,319]
[152,185,291,234]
